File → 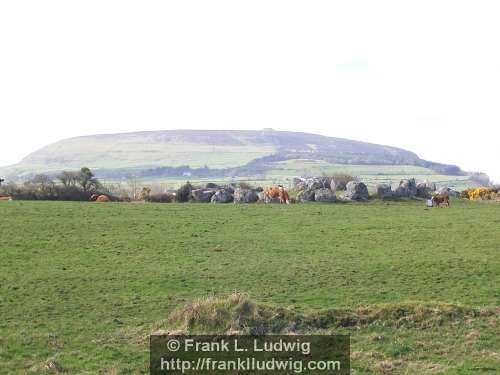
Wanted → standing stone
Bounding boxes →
[376,184,393,199]
[233,188,258,203]
[345,181,369,200]
[394,179,417,198]
[416,182,435,198]
[191,188,216,203]
[297,189,316,202]
[211,189,234,203]
[314,188,336,202]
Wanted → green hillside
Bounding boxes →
[1,129,475,187]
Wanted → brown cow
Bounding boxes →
[432,195,450,207]
[90,194,110,202]
[263,185,290,204]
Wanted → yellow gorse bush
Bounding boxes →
[466,187,494,200]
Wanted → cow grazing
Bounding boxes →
[432,195,450,207]
[90,194,110,202]
[263,185,290,204]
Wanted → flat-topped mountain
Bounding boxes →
[1,129,465,183]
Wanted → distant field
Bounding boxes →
[108,160,478,191]
[265,160,476,190]
[0,200,498,374]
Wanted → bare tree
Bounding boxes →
[126,174,139,200]
[57,171,79,187]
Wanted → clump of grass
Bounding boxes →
[158,293,296,334]
[29,358,65,374]
[158,295,497,335]
[354,303,490,328]
[308,302,494,330]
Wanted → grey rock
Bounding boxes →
[314,188,336,202]
[416,181,435,199]
[223,185,236,194]
[205,182,219,189]
[297,189,316,202]
[376,184,393,199]
[233,188,259,203]
[210,189,234,203]
[345,181,369,200]
[306,177,331,190]
[394,178,417,198]
[191,188,216,203]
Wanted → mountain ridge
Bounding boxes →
[1,129,464,180]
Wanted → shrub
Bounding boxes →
[175,182,193,202]
[147,193,174,203]
[0,168,110,201]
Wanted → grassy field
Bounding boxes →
[103,161,478,192]
[264,160,477,190]
[0,200,499,374]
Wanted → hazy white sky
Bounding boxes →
[1,1,499,182]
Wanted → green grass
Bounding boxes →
[265,160,476,190]
[0,200,499,373]
[111,160,478,191]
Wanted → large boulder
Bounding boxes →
[416,182,436,199]
[293,176,332,191]
[306,177,331,190]
[376,184,393,199]
[222,184,236,194]
[233,188,258,203]
[314,188,336,202]
[394,179,417,198]
[210,189,234,203]
[345,181,369,200]
[297,189,316,202]
[191,188,216,203]
[205,182,219,189]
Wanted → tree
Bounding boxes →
[77,167,101,193]
[175,182,193,202]
[27,174,55,193]
[57,171,79,187]
[126,174,140,200]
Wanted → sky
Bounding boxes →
[0,1,499,182]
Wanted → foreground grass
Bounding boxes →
[0,200,499,373]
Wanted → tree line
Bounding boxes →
[0,167,110,201]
